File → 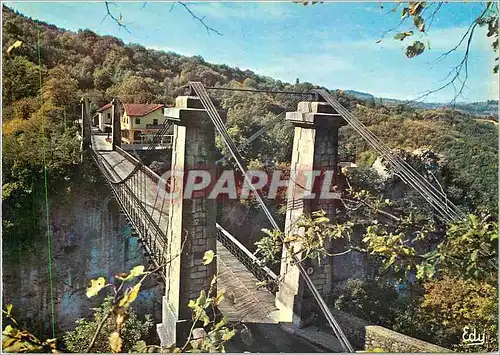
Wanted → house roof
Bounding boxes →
[97,102,113,112]
[123,103,164,117]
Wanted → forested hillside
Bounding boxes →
[4,4,496,215]
[2,5,498,352]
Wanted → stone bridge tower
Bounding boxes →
[111,98,122,150]
[157,96,220,346]
[275,100,348,328]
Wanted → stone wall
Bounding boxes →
[329,309,370,350]
[324,309,450,352]
[2,167,163,338]
[365,325,450,353]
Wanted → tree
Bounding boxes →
[93,67,113,90]
[63,297,154,353]
[2,56,40,106]
[43,66,79,110]
[106,75,158,103]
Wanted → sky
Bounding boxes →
[4,1,499,103]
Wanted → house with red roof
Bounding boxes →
[96,102,113,133]
[120,103,167,144]
[94,102,172,145]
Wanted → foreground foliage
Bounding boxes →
[62,297,154,353]
[2,250,236,353]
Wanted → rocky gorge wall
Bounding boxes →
[2,166,163,339]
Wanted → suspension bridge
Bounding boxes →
[80,82,463,352]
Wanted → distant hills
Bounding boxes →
[343,90,498,118]
[2,4,498,214]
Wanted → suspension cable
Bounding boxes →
[190,81,355,353]
[215,91,313,165]
[206,86,317,96]
[314,89,464,223]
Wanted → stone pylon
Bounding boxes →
[275,101,347,328]
[111,98,122,150]
[157,96,222,346]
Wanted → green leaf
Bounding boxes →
[401,7,409,19]
[470,249,479,262]
[115,265,146,281]
[3,325,19,338]
[133,340,147,353]
[196,290,207,307]
[6,40,23,55]
[222,329,236,341]
[255,280,269,288]
[314,217,330,224]
[416,263,435,280]
[214,290,225,305]
[394,33,405,40]
[384,254,397,269]
[86,277,107,298]
[201,312,210,326]
[5,304,13,316]
[215,316,228,329]
[203,250,215,265]
[311,210,326,217]
[130,265,146,277]
[394,31,413,41]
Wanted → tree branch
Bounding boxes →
[86,311,111,352]
[85,231,188,352]
[178,2,223,36]
[104,1,222,36]
[424,1,444,33]
[415,20,478,104]
[101,1,131,34]
[414,3,492,103]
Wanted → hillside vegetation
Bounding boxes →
[3,5,497,215]
[2,5,498,352]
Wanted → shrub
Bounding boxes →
[62,296,154,353]
[331,278,402,328]
[418,275,497,352]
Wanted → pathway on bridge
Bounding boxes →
[92,134,169,236]
[91,133,280,326]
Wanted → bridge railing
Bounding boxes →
[89,145,169,275]
[215,223,278,294]
[115,146,160,183]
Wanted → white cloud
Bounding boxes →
[488,74,499,101]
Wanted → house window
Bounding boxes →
[135,118,141,125]
[134,131,142,142]
[107,113,111,119]
[153,119,158,125]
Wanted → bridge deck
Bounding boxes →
[92,134,170,248]
[92,134,279,325]
[216,241,279,323]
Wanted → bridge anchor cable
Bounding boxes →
[189,81,355,353]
